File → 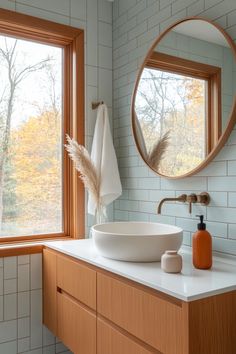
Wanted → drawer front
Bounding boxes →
[97,273,183,354]
[43,249,57,335]
[57,253,96,309]
[97,318,160,354]
[57,291,96,354]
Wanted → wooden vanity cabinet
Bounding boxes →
[43,248,57,334]
[57,291,96,354]
[97,272,182,354]
[57,253,96,309]
[97,318,158,354]
[43,249,96,354]
[43,248,236,354]
[186,291,236,354]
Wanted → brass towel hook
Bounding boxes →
[91,101,104,110]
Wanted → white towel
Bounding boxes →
[88,104,122,216]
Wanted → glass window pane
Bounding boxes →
[0,35,63,236]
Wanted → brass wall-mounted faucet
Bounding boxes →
[157,194,187,214]
[157,192,210,214]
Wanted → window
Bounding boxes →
[146,52,221,155]
[0,9,84,242]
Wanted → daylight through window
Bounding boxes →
[0,35,63,237]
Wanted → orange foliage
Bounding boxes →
[9,111,62,233]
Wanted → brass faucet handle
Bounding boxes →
[178,194,187,202]
[196,192,210,205]
[186,192,210,213]
[186,194,197,214]
[186,193,197,203]
[189,202,192,214]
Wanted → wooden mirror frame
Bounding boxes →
[131,17,236,179]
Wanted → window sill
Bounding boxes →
[0,236,76,257]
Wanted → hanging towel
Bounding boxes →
[88,103,122,216]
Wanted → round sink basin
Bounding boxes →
[91,221,183,262]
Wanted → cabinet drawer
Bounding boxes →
[43,249,57,335]
[57,291,96,354]
[57,253,96,309]
[97,273,183,354]
[97,318,160,354]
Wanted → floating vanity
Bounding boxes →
[43,239,236,354]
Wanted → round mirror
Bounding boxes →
[132,17,236,178]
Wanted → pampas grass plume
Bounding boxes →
[65,135,100,208]
[147,131,170,170]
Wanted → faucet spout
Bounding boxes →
[157,194,187,214]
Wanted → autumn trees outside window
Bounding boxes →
[135,52,221,176]
[0,36,63,236]
[0,9,84,242]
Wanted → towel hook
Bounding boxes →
[92,101,104,110]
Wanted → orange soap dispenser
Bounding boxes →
[192,215,212,270]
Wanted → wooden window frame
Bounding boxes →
[0,8,84,244]
[146,51,222,154]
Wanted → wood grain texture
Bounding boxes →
[42,249,236,354]
[43,248,57,335]
[0,244,43,257]
[147,51,221,78]
[97,317,160,354]
[63,30,85,240]
[97,272,183,354]
[187,291,236,354]
[57,253,96,310]
[72,31,85,239]
[0,234,69,244]
[57,291,96,354]
[0,8,82,45]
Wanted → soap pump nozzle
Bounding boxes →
[196,215,206,231]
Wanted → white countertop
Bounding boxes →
[45,239,236,302]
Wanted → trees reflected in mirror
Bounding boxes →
[132,18,236,178]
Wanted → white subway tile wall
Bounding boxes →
[113,0,236,256]
[0,0,113,353]
[0,254,72,354]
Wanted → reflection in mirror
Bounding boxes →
[133,19,236,178]
[136,67,206,176]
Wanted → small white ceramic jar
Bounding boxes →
[161,250,182,273]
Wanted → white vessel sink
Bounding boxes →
[91,222,183,262]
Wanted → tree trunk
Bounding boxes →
[0,82,15,230]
